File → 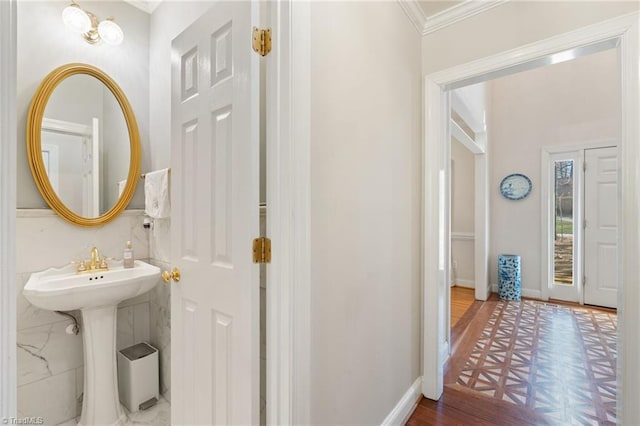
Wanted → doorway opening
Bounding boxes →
[442,46,619,423]
[448,80,491,337]
[423,13,639,423]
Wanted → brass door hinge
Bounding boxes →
[253,237,272,263]
[252,27,272,57]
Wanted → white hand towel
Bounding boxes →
[144,168,171,219]
[117,179,127,197]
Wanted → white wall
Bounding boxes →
[451,138,475,287]
[421,1,638,75]
[309,2,422,424]
[488,48,618,296]
[17,0,149,209]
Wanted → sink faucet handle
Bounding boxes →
[71,260,87,272]
[99,256,116,269]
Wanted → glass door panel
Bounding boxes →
[553,159,574,285]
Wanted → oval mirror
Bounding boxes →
[26,63,140,227]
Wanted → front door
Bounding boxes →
[170,2,260,425]
[583,147,618,308]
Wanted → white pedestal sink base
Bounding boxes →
[22,261,161,426]
[78,306,126,426]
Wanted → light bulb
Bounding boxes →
[97,19,124,45]
[61,3,91,34]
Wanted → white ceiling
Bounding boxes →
[418,1,464,18]
[123,0,161,14]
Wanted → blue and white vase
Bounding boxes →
[498,254,521,301]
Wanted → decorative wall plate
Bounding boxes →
[500,173,532,200]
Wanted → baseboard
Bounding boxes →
[523,289,542,299]
[454,279,475,288]
[380,377,423,426]
[491,284,542,300]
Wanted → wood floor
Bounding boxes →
[407,292,617,425]
[407,383,550,426]
[450,286,475,327]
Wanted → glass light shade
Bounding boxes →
[97,19,124,45]
[61,4,91,34]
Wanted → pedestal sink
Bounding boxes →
[23,260,161,426]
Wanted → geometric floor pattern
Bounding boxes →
[456,300,617,425]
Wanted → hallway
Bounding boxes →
[408,295,617,425]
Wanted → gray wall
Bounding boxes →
[310,2,422,423]
[17,0,149,209]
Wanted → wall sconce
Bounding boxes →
[62,1,124,46]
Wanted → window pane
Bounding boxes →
[554,160,574,285]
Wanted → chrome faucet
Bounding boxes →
[75,246,109,274]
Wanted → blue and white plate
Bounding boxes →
[500,173,532,200]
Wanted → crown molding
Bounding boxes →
[397,0,428,34]
[123,0,162,14]
[398,0,509,36]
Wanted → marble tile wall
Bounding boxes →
[149,218,172,402]
[16,210,155,426]
[149,259,172,402]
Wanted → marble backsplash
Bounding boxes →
[148,259,172,402]
[148,218,172,402]
[15,210,162,426]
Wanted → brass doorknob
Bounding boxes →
[162,267,181,283]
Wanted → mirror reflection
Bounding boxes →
[41,74,130,217]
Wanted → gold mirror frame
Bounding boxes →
[26,63,141,227]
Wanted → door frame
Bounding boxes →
[0,0,17,418]
[266,1,311,424]
[422,11,640,424]
[540,140,616,304]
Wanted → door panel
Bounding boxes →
[584,147,618,308]
[171,2,259,425]
[549,153,580,303]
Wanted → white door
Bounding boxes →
[171,2,260,425]
[584,147,618,308]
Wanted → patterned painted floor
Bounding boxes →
[456,300,617,425]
